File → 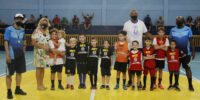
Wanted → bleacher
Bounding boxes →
[0,25,200,51]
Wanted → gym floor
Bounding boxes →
[0,51,200,100]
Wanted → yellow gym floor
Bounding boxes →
[0,68,200,100]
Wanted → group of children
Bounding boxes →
[48,27,182,91]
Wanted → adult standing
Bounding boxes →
[31,18,51,90]
[169,16,195,91]
[4,13,27,99]
[123,10,153,87]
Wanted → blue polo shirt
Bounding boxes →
[169,26,193,55]
[4,26,25,59]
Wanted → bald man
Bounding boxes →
[169,16,195,91]
[123,10,153,87]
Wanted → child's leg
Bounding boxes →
[137,74,141,88]
[174,71,180,86]
[83,74,86,85]
[169,71,173,86]
[106,76,110,85]
[89,74,94,87]
[132,74,135,86]
[70,74,75,85]
[94,74,97,87]
[122,72,126,85]
[158,68,163,84]
[67,74,70,85]
[51,73,55,87]
[116,71,120,85]
[57,72,63,86]
[154,68,158,84]
[102,76,105,85]
[79,74,83,85]
[143,68,148,88]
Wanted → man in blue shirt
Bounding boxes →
[169,16,195,91]
[4,13,27,99]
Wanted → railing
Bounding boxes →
[1,34,200,48]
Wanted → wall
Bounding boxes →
[0,0,200,25]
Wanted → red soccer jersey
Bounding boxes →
[143,47,156,68]
[167,49,180,71]
[129,50,143,71]
[155,37,167,60]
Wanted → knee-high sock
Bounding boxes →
[90,75,93,86]
[143,76,147,87]
[94,74,97,86]
[79,74,83,84]
[83,74,86,84]
[169,73,173,85]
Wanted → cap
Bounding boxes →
[14,13,24,19]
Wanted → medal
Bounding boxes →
[18,40,21,43]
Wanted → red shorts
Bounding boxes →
[168,62,180,71]
[143,67,155,76]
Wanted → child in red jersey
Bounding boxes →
[142,37,156,91]
[167,40,182,91]
[129,41,143,90]
[153,27,169,89]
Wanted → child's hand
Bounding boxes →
[110,66,112,70]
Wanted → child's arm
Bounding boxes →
[114,42,118,57]
[110,56,113,70]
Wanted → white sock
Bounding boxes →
[71,76,74,85]
[67,76,70,84]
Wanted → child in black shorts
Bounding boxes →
[100,40,113,90]
[76,33,89,89]
[88,37,100,89]
[65,38,77,90]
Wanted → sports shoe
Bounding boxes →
[71,85,74,90]
[114,84,119,89]
[58,85,64,90]
[132,86,135,90]
[7,91,13,99]
[153,84,157,89]
[15,89,27,95]
[100,85,105,89]
[51,85,55,90]
[158,84,164,89]
[106,85,110,90]
[167,85,173,90]
[123,84,127,90]
[66,84,71,89]
[189,85,194,91]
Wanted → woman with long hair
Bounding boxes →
[31,18,51,90]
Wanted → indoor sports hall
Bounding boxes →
[0,0,200,100]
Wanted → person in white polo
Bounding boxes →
[123,10,153,87]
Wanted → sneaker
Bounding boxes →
[66,84,71,89]
[15,89,27,95]
[139,82,142,88]
[142,86,146,90]
[127,81,132,87]
[123,84,127,90]
[189,85,194,92]
[158,84,164,89]
[58,85,64,90]
[7,91,13,99]
[132,86,135,90]
[90,86,94,90]
[71,85,74,90]
[114,84,119,89]
[82,84,86,89]
[167,85,173,90]
[150,87,154,91]
[106,85,110,90]
[94,86,97,90]
[51,85,55,90]
[100,85,105,89]
[174,86,181,91]
[78,84,82,89]
[153,84,157,89]
[137,86,141,90]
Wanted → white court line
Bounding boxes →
[180,69,200,83]
[0,61,33,78]
[90,59,101,100]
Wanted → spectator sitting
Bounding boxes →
[27,14,36,30]
[195,16,200,31]
[144,14,152,32]
[156,16,164,30]
[70,15,80,30]
[37,14,43,23]
[82,12,94,30]
[52,15,60,28]
[61,17,68,30]
[186,16,193,28]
